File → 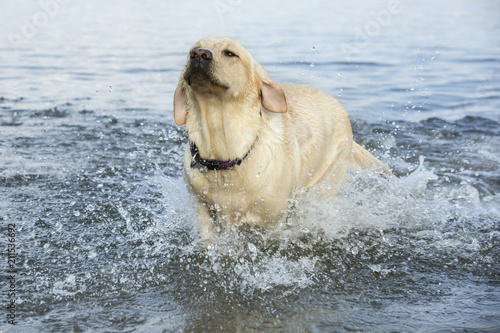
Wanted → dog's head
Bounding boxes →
[173,37,287,126]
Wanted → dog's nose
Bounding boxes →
[190,48,212,62]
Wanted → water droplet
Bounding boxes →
[248,243,258,261]
[311,46,316,50]
[310,63,315,68]
[65,274,76,284]
[109,86,113,92]
[73,210,80,217]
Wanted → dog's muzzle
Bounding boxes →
[184,48,229,90]
[184,48,218,88]
[188,48,212,74]
[190,48,212,62]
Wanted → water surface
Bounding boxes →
[1,0,499,332]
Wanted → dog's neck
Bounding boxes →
[185,91,262,161]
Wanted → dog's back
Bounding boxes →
[282,83,390,192]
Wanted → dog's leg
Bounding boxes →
[195,201,217,239]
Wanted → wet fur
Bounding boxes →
[174,37,390,238]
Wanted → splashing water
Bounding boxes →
[126,155,499,302]
[1,0,499,329]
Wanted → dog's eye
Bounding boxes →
[224,50,238,58]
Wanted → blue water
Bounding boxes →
[1,0,499,332]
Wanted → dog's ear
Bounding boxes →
[173,83,188,126]
[255,63,287,113]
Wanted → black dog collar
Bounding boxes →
[190,137,258,171]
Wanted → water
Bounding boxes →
[1,0,499,332]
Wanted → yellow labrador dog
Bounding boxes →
[174,37,390,238]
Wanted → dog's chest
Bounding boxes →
[187,166,253,200]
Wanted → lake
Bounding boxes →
[1,0,499,332]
